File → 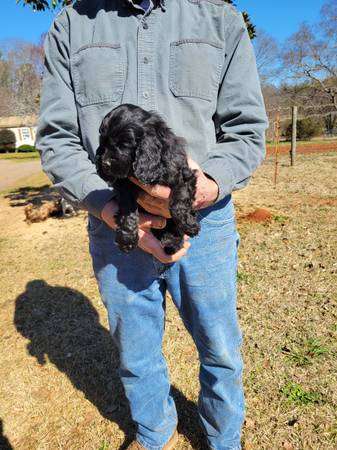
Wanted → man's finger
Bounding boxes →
[139,213,166,229]
[192,199,202,210]
[130,176,171,199]
[187,156,201,171]
[138,229,191,263]
[138,190,167,207]
[148,184,171,199]
[137,196,172,219]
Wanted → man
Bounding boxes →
[36,0,268,448]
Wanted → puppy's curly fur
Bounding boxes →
[96,104,200,254]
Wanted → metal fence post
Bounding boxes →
[274,112,281,186]
[290,106,297,166]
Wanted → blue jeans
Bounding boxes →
[88,195,245,450]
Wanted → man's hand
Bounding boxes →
[129,157,219,216]
[138,229,191,264]
[188,158,219,210]
[101,199,166,230]
[130,179,172,218]
[101,199,190,263]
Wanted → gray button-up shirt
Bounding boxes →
[36,0,268,218]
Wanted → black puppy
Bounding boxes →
[96,104,200,254]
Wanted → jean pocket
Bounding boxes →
[169,39,223,102]
[71,44,126,107]
[197,195,235,226]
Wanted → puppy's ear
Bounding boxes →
[95,145,108,181]
[99,111,113,136]
[133,134,163,184]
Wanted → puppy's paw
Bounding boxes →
[115,211,139,252]
[115,228,139,253]
[159,232,184,255]
[177,214,200,237]
[184,222,200,237]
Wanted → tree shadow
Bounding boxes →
[0,419,13,450]
[4,184,60,208]
[14,280,206,449]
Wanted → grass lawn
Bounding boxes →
[0,152,336,449]
[267,138,337,146]
[0,171,50,196]
[0,151,40,161]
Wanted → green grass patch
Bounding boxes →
[281,338,329,366]
[273,214,288,224]
[237,271,250,283]
[0,151,39,161]
[327,424,337,442]
[280,382,323,405]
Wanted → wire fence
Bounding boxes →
[265,104,337,177]
[266,104,337,123]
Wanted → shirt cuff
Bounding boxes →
[81,175,116,219]
[201,157,234,202]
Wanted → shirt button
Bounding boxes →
[143,92,149,99]
[143,22,148,29]
[143,57,149,64]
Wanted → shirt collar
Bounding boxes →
[124,0,166,12]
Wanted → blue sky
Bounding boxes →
[0,0,328,44]
[239,0,326,41]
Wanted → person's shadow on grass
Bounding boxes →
[0,419,13,450]
[14,280,207,449]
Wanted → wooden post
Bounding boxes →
[290,106,297,166]
[274,112,281,187]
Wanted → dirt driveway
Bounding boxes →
[0,159,42,192]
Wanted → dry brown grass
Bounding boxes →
[0,153,336,450]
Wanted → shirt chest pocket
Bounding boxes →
[169,39,223,102]
[71,44,126,107]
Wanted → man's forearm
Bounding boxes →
[200,12,268,201]
[36,13,115,219]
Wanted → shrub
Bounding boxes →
[0,147,16,154]
[17,144,36,153]
[0,129,16,147]
[284,118,323,141]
